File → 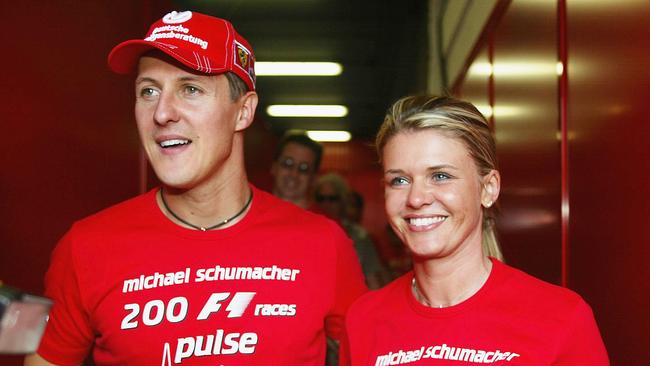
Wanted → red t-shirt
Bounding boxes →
[38,186,367,365]
[341,258,609,365]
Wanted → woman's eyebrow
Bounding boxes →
[384,164,459,175]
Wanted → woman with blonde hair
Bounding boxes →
[340,95,608,365]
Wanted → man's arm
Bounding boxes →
[24,353,63,366]
[29,231,93,366]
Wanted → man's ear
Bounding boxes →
[235,91,258,132]
[481,170,501,208]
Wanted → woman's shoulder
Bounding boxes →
[347,272,412,319]
[493,259,586,310]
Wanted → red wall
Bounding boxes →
[0,2,170,365]
[492,0,563,284]
[458,0,650,363]
[461,1,562,284]
[566,1,650,363]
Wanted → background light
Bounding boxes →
[306,130,352,142]
[469,61,564,78]
[475,104,493,118]
[266,105,348,117]
[469,62,493,76]
[256,62,343,76]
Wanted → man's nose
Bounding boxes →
[153,91,180,125]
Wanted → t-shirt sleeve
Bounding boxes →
[338,294,373,366]
[554,298,610,365]
[37,228,94,366]
[325,226,368,341]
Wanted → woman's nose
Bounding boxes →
[406,181,434,209]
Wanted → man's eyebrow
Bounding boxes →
[135,75,205,85]
[135,76,157,85]
[177,76,203,82]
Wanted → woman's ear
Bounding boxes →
[481,170,501,208]
[235,91,258,132]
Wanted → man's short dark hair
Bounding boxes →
[225,72,249,101]
[274,132,323,172]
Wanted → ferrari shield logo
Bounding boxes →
[236,45,250,70]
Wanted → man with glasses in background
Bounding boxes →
[271,132,323,210]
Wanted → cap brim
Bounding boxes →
[108,40,158,74]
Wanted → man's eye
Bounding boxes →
[139,87,158,98]
[184,85,201,95]
[279,157,295,169]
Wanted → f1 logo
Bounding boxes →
[197,292,256,319]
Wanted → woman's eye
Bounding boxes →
[432,172,451,181]
[389,177,409,186]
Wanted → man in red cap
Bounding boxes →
[26,11,366,366]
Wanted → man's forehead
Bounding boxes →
[282,142,316,160]
[136,51,218,79]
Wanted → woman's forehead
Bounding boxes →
[382,130,475,171]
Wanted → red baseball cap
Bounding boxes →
[108,11,256,91]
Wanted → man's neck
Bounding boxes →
[158,164,252,230]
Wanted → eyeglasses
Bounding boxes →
[315,194,340,203]
[278,157,312,174]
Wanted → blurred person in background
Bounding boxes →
[346,190,365,224]
[271,131,323,210]
[340,95,608,365]
[314,173,389,290]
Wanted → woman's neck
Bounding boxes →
[412,252,492,308]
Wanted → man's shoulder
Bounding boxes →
[72,189,157,232]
